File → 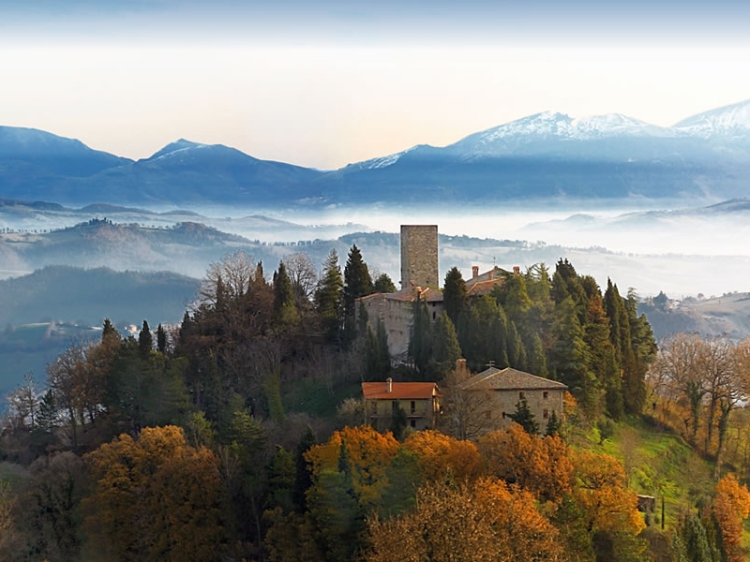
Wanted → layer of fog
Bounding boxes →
[3,200,749,299]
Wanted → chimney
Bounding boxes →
[455,358,467,371]
[386,377,393,393]
[472,266,479,279]
[513,266,520,274]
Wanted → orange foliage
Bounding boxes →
[571,449,645,535]
[477,424,573,503]
[305,425,400,505]
[402,429,483,483]
[84,426,224,562]
[364,477,565,562]
[712,473,750,562]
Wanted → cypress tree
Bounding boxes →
[138,320,153,358]
[430,313,462,380]
[408,295,432,378]
[156,323,167,354]
[273,261,298,326]
[442,267,467,327]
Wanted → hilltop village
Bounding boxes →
[1,224,750,562]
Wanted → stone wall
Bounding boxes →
[400,225,439,290]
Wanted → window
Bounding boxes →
[543,409,549,419]
[432,311,436,320]
[519,391,525,400]
[543,391,549,399]
[502,412,506,419]
[410,401,416,414]
[370,401,377,414]
[410,419,417,428]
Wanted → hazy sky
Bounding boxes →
[2,1,750,169]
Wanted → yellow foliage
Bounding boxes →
[305,425,400,506]
[83,426,224,562]
[572,449,645,536]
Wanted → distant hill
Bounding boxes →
[639,293,750,341]
[0,265,201,327]
[1,99,750,208]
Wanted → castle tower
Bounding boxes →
[400,225,439,290]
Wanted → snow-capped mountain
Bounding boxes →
[2,98,750,208]
[674,98,750,139]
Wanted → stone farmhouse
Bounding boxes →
[460,366,567,431]
[361,378,441,431]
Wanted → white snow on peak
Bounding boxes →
[466,112,674,146]
[355,145,420,170]
[674,98,750,138]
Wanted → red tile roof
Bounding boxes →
[362,381,441,400]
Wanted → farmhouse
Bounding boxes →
[361,378,441,431]
[460,366,567,431]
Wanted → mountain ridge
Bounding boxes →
[2,98,750,208]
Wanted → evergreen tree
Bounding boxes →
[102,317,118,341]
[429,313,462,380]
[550,297,598,417]
[365,319,390,380]
[138,320,153,358]
[273,261,299,326]
[508,396,539,434]
[343,244,373,343]
[545,409,560,436]
[442,266,467,327]
[293,426,317,513]
[315,249,344,345]
[390,402,408,441]
[156,323,167,354]
[373,273,396,294]
[408,295,432,378]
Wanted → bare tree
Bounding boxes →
[440,360,496,440]
[6,372,39,429]
[283,252,318,308]
[198,250,257,306]
[648,333,706,444]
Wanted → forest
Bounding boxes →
[2,246,750,562]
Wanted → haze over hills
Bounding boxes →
[1,99,750,208]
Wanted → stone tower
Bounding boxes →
[400,225,439,290]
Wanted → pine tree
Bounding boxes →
[508,396,539,434]
[315,249,344,345]
[343,245,373,345]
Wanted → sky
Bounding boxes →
[2,1,750,170]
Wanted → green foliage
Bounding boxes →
[407,296,432,377]
[390,402,408,441]
[138,320,153,358]
[315,249,344,345]
[365,319,391,380]
[429,313,462,380]
[373,273,396,294]
[273,261,299,326]
[443,266,467,326]
[509,397,539,435]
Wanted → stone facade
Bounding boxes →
[461,367,567,433]
[400,225,439,290]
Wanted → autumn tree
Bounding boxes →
[711,473,750,562]
[364,478,565,562]
[402,430,483,484]
[83,426,225,562]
